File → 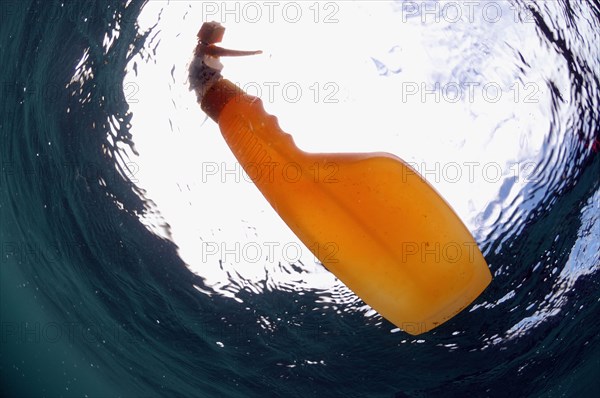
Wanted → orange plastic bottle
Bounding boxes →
[192,22,492,334]
[200,80,491,335]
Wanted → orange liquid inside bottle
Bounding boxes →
[202,79,492,335]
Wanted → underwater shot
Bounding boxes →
[1,0,599,397]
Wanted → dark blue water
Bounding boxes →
[1,1,599,397]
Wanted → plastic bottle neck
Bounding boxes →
[201,79,249,122]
